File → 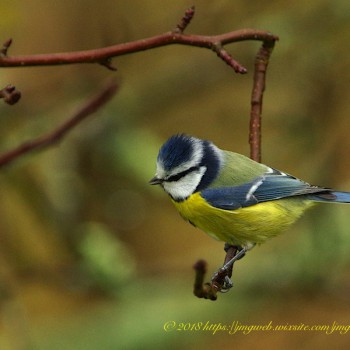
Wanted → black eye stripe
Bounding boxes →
[165,166,200,182]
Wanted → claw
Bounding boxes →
[211,247,248,293]
[221,276,233,292]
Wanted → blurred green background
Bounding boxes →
[1,1,350,349]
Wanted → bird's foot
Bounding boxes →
[211,246,247,293]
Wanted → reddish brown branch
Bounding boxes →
[249,40,276,162]
[213,44,247,74]
[193,260,217,300]
[0,80,118,168]
[0,30,277,72]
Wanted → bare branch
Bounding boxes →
[0,4,277,76]
[249,40,276,162]
[0,80,118,168]
[193,260,217,300]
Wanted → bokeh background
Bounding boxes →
[1,1,350,349]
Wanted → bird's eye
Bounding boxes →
[165,166,199,182]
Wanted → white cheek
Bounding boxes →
[163,167,206,200]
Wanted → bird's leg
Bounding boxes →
[221,244,238,290]
[222,246,247,291]
[211,245,247,293]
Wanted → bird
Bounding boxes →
[149,134,350,253]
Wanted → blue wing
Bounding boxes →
[201,169,332,210]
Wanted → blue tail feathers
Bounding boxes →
[309,191,350,203]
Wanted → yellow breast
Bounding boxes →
[172,192,314,246]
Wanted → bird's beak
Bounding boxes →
[149,176,163,185]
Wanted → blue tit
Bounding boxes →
[149,134,350,251]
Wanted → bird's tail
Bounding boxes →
[308,191,350,203]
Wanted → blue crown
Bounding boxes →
[158,134,195,171]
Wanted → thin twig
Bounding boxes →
[174,6,196,33]
[0,80,118,168]
[99,58,118,71]
[0,38,12,56]
[213,44,247,74]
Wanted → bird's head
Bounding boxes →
[149,134,222,201]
